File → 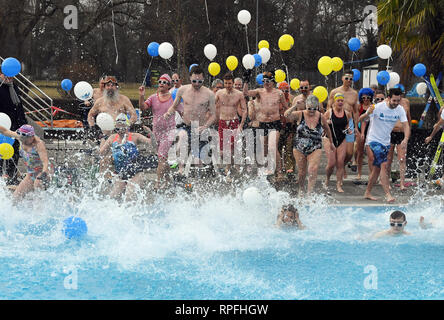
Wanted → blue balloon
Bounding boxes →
[377,71,390,85]
[394,83,405,93]
[61,79,73,91]
[147,42,160,57]
[189,63,199,72]
[348,38,361,52]
[63,216,87,240]
[352,69,361,82]
[0,134,14,145]
[256,74,264,85]
[413,63,426,77]
[1,57,21,77]
[253,54,262,68]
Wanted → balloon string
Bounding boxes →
[204,0,211,35]
[279,50,289,80]
[325,76,329,91]
[110,0,119,65]
[142,56,154,87]
[165,59,173,75]
[156,0,160,18]
[245,26,250,54]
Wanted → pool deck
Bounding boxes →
[12,137,442,206]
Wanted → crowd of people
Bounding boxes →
[1,65,443,205]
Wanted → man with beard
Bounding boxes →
[87,76,138,175]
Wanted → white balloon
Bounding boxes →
[74,81,93,101]
[258,47,271,64]
[204,44,217,61]
[0,113,12,130]
[242,54,256,70]
[96,113,115,131]
[416,82,428,95]
[388,72,400,88]
[237,10,251,25]
[377,45,392,60]
[158,42,174,59]
[242,187,262,207]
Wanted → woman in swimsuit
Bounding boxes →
[285,95,334,195]
[0,124,50,201]
[323,93,354,193]
[100,114,156,201]
[356,88,374,180]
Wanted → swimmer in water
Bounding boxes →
[373,210,410,238]
[0,124,50,202]
[276,204,305,229]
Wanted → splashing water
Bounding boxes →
[0,175,442,299]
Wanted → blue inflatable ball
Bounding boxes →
[147,42,160,57]
[189,63,199,72]
[377,71,390,86]
[61,79,73,91]
[352,69,361,82]
[63,216,87,240]
[253,54,262,68]
[1,57,21,77]
[413,63,426,78]
[348,38,361,52]
[0,134,15,145]
[256,73,264,85]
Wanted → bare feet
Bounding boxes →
[385,195,396,203]
[337,183,344,193]
[364,193,378,201]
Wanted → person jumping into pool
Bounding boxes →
[324,93,354,193]
[243,71,287,178]
[373,210,410,238]
[216,72,247,180]
[360,88,410,203]
[139,74,184,190]
[0,124,50,202]
[327,70,360,175]
[99,114,155,202]
[164,65,217,167]
[285,95,335,195]
[276,204,305,229]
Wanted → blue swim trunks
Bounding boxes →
[368,142,390,168]
[345,118,355,143]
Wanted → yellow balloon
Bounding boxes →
[290,78,300,90]
[0,143,14,160]
[275,69,286,83]
[226,56,238,71]
[318,56,333,76]
[208,62,221,76]
[278,34,294,51]
[258,40,269,50]
[313,86,328,103]
[332,57,344,72]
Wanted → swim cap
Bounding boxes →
[17,124,35,136]
[278,81,290,90]
[159,74,172,84]
[334,93,345,101]
[115,113,130,127]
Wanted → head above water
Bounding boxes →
[389,210,407,232]
[280,204,299,226]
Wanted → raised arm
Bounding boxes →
[87,102,100,127]
[99,135,114,156]
[243,82,260,98]
[0,125,19,139]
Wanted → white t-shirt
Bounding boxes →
[366,102,407,146]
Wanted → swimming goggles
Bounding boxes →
[390,222,405,227]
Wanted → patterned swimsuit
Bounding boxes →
[19,144,43,180]
[293,112,324,156]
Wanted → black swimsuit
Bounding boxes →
[329,110,348,148]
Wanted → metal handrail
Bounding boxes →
[0,56,54,128]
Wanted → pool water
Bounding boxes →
[0,179,443,300]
